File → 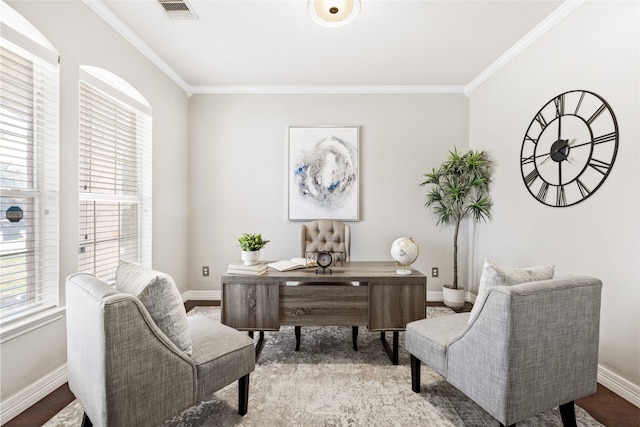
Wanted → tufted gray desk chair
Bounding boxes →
[297,219,358,351]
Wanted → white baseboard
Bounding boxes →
[181,290,220,302]
[1,364,67,425]
[598,365,640,408]
[427,291,443,302]
[427,291,477,303]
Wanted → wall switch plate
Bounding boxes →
[202,266,209,277]
[431,267,439,278]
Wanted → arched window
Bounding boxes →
[0,3,60,325]
[78,66,152,282]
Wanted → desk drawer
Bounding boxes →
[368,283,426,331]
[279,285,368,326]
[222,282,280,331]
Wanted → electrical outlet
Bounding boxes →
[431,267,439,278]
[202,266,209,277]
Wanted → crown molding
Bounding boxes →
[466,0,585,94]
[189,85,467,95]
[84,0,584,97]
[82,0,190,93]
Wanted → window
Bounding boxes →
[78,68,151,282]
[0,15,60,324]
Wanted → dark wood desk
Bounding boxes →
[221,261,426,364]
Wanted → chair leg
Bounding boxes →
[559,401,577,427]
[498,402,575,427]
[81,412,93,427]
[352,326,358,351]
[238,374,250,416]
[410,354,421,393]
[294,326,301,351]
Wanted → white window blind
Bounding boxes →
[78,73,151,283]
[0,37,60,323]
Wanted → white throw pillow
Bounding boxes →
[116,260,193,355]
[469,259,555,324]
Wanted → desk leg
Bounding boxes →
[380,332,399,365]
[248,331,265,359]
[352,326,359,351]
[294,326,301,351]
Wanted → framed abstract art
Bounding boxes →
[288,125,359,221]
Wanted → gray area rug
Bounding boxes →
[45,307,602,426]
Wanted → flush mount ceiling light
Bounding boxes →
[307,0,361,27]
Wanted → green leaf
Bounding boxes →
[238,233,270,251]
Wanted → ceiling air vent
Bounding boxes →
[157,0,199,19]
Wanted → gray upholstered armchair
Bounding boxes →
[66,268,255,427]
[296,219,357,351]
[406,275,602,427]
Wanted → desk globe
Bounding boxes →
[390,237,419,275]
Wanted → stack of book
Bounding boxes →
[227,262,268,275]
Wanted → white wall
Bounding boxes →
[1,0,190,405]
[469,0,639,394]
[188,94,469,294]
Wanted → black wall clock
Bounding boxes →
[521,90,619,207]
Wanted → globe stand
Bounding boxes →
[396,264,412,275]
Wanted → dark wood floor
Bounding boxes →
[5,302,639,426]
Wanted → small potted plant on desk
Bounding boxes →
[238,233,270,265]
[420,148,493,310]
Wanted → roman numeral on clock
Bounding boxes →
[577,179,591,198]
[588,158,611,175]
[556,185,567,207]
[524,169,539,187]
[574,91,586,115]
[554,94,565,117]
[587,103,607,125]
[537,182,549,202]
[534,112,547,128]
[521,155,535,165]
[592,132,616,145]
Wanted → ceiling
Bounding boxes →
[87,0,573,93]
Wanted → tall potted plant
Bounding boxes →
[238,233,270,265]
[420,148,493,309]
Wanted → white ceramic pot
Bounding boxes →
[241,250,260,265]
[443,285,465,310]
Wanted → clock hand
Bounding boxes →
[540,140,567,165]
[540,138,574,165]
[558,160,562,184]
[540,154,552,165]
[523,138,577,165]
[564,139,576,164]
[568,139,594,150]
